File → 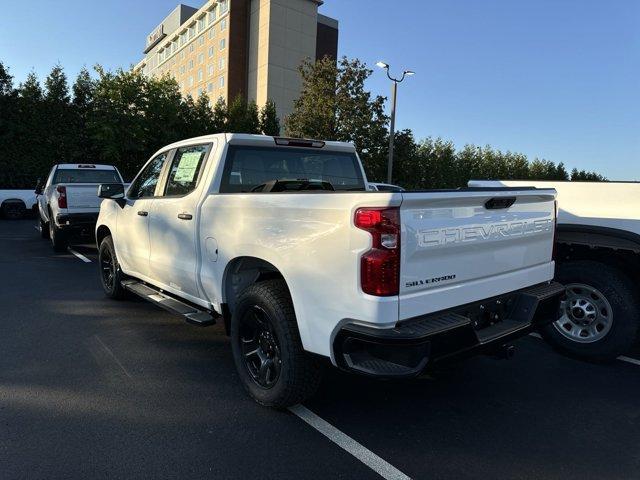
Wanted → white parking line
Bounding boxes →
[289,404,411,480]
[68,247,91,263]
[618,356,640,367]
[529,332,640,367]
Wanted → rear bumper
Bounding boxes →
[55,212,98,238]
[333,281,565,377]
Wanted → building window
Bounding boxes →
[208,6,217,25]
[208,65,214,76]
[208,46,214,57]
[219,76,225,88]
[179,65,186,74]
[179,82,184,91]
[158,50,164,63]
[188,59,194,70]
[188,25,195,40]
[220,18,227,30]
[198,87,204,96]
[207,82,214,92]
[180,32,187,46]
[197,16,206,33]
[188,76,194,87]
[189,44,194,53]
[198,53,204,64]
[218,57,225,70]
[219,0,228,14]
[219,38,226,50]
[209,27,216,39]
[197,69,203,81]
[198,36,205,46]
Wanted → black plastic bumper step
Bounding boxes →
[121,280,217,327]
[396,312,471,338]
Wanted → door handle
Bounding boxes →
[137,210,149,216]
[178,213,193,220]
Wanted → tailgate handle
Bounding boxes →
[485,197,516,210]
[178,213,193,220]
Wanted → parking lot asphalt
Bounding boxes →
[1,219,639,480]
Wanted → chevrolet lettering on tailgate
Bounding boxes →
[418,218,553,247]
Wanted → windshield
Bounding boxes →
[53,169,121,184]
[220,146,366,193]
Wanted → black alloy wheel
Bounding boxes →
[239,305,282,389]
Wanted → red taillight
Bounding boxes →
[57,185,67,209]
[355,207,400,296]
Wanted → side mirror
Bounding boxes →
[34,178,43,195]
[98,183,125,199]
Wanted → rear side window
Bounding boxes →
[163,144,209,196]
[220,146,365,193]
[52,169,121,184]
[128,152,168,199]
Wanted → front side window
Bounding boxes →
[163,145,209,196]
[128,153,168,199]
[220,146,366,193]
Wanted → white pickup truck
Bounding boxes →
[37,164,124,251]
[470,180,640,361]
[95,134,563,407]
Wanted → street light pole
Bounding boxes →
[387,80,397,185]
[376,62,414,185]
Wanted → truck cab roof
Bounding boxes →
[157,134,357,155]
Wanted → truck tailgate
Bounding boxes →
[399,188,557,320]
[65,185,103,210]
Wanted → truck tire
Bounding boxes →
[39,215,50,239]
[49,213,67,252]
[1,200,26,220]
[541,260,640,361]
[231,279,323,408]
[98,235,127,300]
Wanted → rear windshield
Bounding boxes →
[53,169,121,184]
[220,146,366,193]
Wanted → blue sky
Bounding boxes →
[1,0,638,179]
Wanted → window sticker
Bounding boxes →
[173,152,202,182]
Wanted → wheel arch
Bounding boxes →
[556,224,640,284]
[221,256,292,335]
[96,225,112,248]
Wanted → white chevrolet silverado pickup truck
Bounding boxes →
[95,134,563,407]
[470,180,640,361]
[36,164,124,251]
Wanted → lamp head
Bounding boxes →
[376,61,389,69]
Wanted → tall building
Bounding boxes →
[136,0,338,121]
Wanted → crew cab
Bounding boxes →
[470,179,640,361]
[37,164,124,251]
[95,134,563,407]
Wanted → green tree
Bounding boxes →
[259,99,280,136]
[285,56,388,175]
[226,95,260,133]
[89,67,149,179]
[0,62,18,188]
[15,72,47,188]
[211,97,227,132]
[43,65,74,173]
[71,68,97,163]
